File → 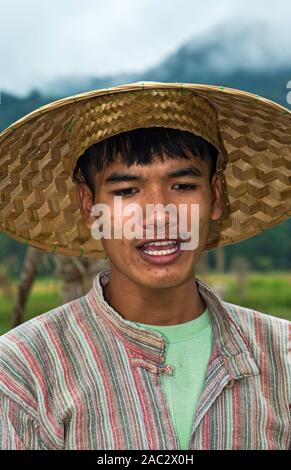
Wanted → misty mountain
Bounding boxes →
[1,18,291,133]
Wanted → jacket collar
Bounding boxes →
[88,269,259,379]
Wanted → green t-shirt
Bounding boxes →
[134,307,213,449]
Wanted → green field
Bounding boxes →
[0,272,290,335]
[203,272,291,321]
[0,278,62,335]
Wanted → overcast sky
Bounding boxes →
[1,0,291,95]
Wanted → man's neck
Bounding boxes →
[102,268,207,326]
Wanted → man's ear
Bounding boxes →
[210,172,223,221]
[76,183,96,230]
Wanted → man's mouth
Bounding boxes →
[136,239,183,265]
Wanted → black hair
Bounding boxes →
[73,127,218,200]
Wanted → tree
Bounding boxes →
[12,247,109,328]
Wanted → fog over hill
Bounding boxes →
[35,18,291,98]
[1,17,290,130]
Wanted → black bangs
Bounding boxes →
[73,127,218,197]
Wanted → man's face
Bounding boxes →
[78,153,223,289]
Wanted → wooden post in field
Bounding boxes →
[215,247,225,273]
[230,255,250,300]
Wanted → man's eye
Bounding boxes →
[172,183,198,191]
[113,187,138,196]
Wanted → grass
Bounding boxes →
[0,272,290,335]
[0,278,62,335]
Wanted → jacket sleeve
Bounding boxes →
[0,394,43,450]
[0,326,65,450]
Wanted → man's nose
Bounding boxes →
[141,191,178,233]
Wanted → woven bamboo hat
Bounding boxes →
[1,81,291,258]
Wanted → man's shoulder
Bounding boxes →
[0,294,90,410]
[222,300,290,325]
[0,293,91,374]
[222,300,291,353]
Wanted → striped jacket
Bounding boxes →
[0,269,290,450]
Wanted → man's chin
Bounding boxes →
[132,265,194,290]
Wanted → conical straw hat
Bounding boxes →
[0,81,291,258]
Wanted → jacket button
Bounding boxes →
[226,379,235,389]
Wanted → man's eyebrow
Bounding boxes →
[104,165,203,184]
[167,166,203,178]
[104,172,142,184]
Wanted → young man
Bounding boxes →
[0,82,290,450]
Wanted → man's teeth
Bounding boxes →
[143,240,177,247]
[145,247,178,256]
[140,240,179,256]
